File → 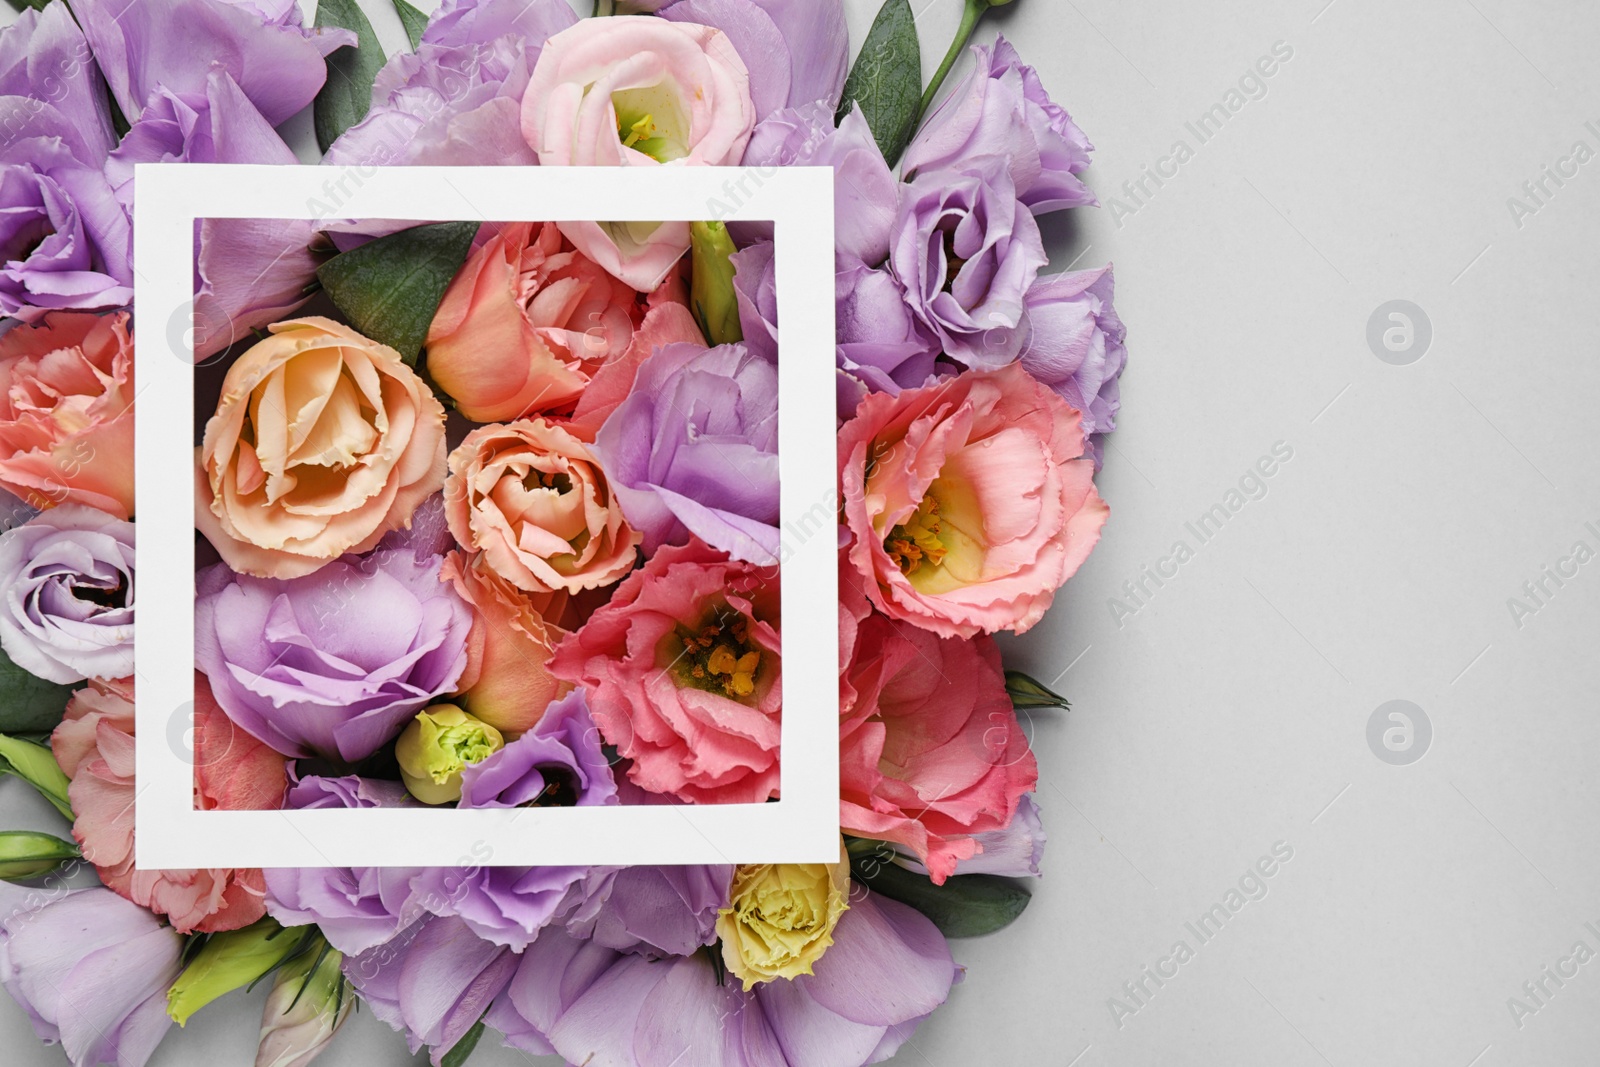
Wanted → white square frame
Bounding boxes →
[134,164,839,868]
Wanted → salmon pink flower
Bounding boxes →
[549,539,780,805]
[839,362,1108,638]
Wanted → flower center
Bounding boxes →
[427,720,498,784]
[70,572,128,610]
[611,86,689,162]
[942,229,968,290]
[671,608,762,699]
[884,493,948,576]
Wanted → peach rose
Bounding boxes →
[519,18,755,289]
[445,419,638,595]
[197,317,447,578]
[427,222,648,424]
[0,311,134,517]
[51,674,289,934]
[839,362,1108,638]
[442,548,572,738]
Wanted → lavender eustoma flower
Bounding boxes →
[0,5,131,321]
[0,884,183,1067]
[594,342,780,565]
[265,867,427,957]
[105,66,320,360]
[285,772,415,810]
[194,548,475,764]
[1018,266,1127,469]
[486,889,958,1066]
[902,36,1096,215]
[69,0,350,128]
[562,864,732,958]
[458,690,617,809]
[889,153,1046,369]
[324,0,577,168]
[345,915,518,1067]
[0,503,134,684]
[659,0,849,118]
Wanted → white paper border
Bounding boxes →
[133,164,839,868]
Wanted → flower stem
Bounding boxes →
[593,0,614,15]
[919,0,987,119]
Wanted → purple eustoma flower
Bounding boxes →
[105,66,321,360]
[69,0,351,128]
[889,153,1046,369]
[265,866,427,957]
[486,889,958,1066]
[0,503,134,684]
[0,5,131,321]
[345,915,518,1067]
[285,772,416,810]
[660,0,849,118]
[324,0,577,169]
[194,548,476,764]
[903,36,1096,215]
[594,341,780,566]
[0,884,183,1067]
[459,689,617,809]
[563,864,732,958]
[1018,266,1128,469]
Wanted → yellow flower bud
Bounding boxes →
[395,704,504,805]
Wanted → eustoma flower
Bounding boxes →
[0,884,183,1067]
[593,341,780,565]
[1019,265,1128,469]
[840,582,1038,882]
[426,221,700,424]
[51,674,286,933]
[444,419,639,595]
[550,539,781,804]
[716,856,850,988]
[196,318,447,579]
[839,363,1108,638]
[0,504,135,684]
[0,310,135,516]
[458,689,617,809]
[195,548,476,763]
[519,17,756,288]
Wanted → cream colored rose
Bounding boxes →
[716,854,850,989]
[196,317,447,578]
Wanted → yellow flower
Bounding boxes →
[395,704,504,805]
[716,852,850,989]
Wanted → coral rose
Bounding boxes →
[196,317,447,579]
[51,674,288,933]
[839,579,1038,883]
[426,221,662,423]
[0,311,134,517]
[519,17,755,289]
[839,362,1108,638]
[444,419,638,595]
[549,539,780,804]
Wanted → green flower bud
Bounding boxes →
[1003,670,1070,710]
[0,732,74,820]
[689,220,744,346]
[168,918,305,1027]
[396,704,504,805]
[256,937,351,1067]
[0,830,79,882]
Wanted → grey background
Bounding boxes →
[3,0,1599,1064]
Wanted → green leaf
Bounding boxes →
[0,642,75,734]
[835,0,921,167]
[0,733,73,821]
[316,221,479,365]
[0,830,78,882]
[689,221,743,345]
[851,850,1031,937]
[392,0,429,50]
[3,0,52,13]
[439,1017,487,1067]
[1005,670,1070,710]
[313,0,386,153]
